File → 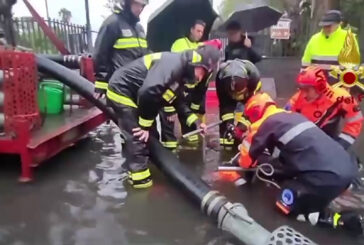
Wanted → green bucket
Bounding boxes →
[38,80,65,115]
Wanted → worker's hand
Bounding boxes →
[199,123,207,135]
[94,92,105,99]
[132,127,149,143]
[167,114,177,122]
[244,33,252,48]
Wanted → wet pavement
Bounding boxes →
[0,58,364,245]
[0,111,363,245]
[0,123,238,245]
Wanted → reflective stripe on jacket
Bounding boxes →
[239,105,357,186]
[301,26,359,70]
[286,86,363,144]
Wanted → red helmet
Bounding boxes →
[192,45,221,73]
[203,39,223,50]
[296,66,328,92]
[244,93,276,123]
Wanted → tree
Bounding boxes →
[58,8,72,23]
[341,0,364,28]
[340,0,364,54]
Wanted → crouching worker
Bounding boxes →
[216,59,262,148]
[239,92,364,234]
[106,45,221,189]
[285,66,363,150]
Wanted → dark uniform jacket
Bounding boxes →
[225,35,262,64]
[107,51,203,130]
[93,10,149,81]
[240,105,357,187]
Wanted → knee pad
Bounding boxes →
[276,188,297,215]
[276,181,313,216]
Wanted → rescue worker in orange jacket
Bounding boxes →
[239,92,363,234]
[285,66,363,150]
[106,45,220,189]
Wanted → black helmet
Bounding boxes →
[218,59,261,102]
[190,45,221,73]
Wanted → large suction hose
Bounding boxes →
[39,54,86,69]
[35,55,316,245]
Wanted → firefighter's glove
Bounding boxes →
[226,124,235,141]
[226,124,246,142]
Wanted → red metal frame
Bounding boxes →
[0,108,106,182]
[1,50,41,133]
[80,56,96,82]
[0,49,107,182]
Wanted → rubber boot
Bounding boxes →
[318,211,364,235]
[128,168,153,189]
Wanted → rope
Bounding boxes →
[222,156,281,190]
[255,163,281,190]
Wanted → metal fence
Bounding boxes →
[13,17,88,54]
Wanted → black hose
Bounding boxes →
[35,55,218,210]
[149,137,210,203]
[34,56,318,245]
[38,54,84,69]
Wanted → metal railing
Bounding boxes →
[13,17,88,54]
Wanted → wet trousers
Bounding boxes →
[108,99,158,187]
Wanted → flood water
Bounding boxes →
[0,106,363,245]
[0,58,363,245]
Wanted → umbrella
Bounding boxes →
[219,0,284,33]
[147,0,218,52]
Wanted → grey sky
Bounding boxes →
[13,0,222,34]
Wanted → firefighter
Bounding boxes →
[158,20,209,149]
[216,59,262,147]
[224,21,262,64]
[301,10,359,76]
[285,66,363,150]
[106,45,220,189]
[93,0,149,94]
[160,72,211,149]
[239,92,363,235]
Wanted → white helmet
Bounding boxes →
[119,0,148,7]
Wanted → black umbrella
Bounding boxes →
[147,0,218,52]
[219,0,283,33]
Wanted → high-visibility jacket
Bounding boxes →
[239,105,356,187]
[171,37,202,53]
[107,51,203,130]
[93,10,149,91]
[285,86,363,148]
[301,26,358,71]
